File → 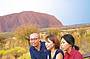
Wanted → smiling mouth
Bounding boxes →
[31,43,35,45]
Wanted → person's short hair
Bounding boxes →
[29,33,40,39]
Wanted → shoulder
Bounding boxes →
[56,49,64,55]
[56,52,63,59]
[30,46,35,51]
[41,41,46,47]
[55,49,64,58]
[41,41,46,44]
[74,50,83,59]
[56,53,63,56]
[76,51,83,56]
[74,49,82,55]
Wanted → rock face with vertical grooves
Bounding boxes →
[0,11,63,32]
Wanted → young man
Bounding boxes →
[29,33,50,59]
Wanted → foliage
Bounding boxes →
[0,26,90,59]
[18,52,31,59]
[0,47,26,56]
[47,28,61,39]
[0,32,14,50]
[14,25,40,40]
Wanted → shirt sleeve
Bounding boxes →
[30,47,36,59]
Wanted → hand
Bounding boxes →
[45,39,54,50]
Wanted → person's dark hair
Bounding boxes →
[61,34,79,50]
[48,34,60,49]
[73,45,79,51]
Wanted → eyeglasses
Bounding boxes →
[30,38,38,40]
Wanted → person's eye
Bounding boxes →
[63,42,65,44]
[61,41,65,44]
[61,42,63,44]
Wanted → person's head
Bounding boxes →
[60,34,75,51]
[29,33,40,47]
[47,34,60,50]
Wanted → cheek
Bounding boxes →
[30,40,37,45]
[61,44,69,50]
[30,40,34,45]
[61,44,66,48]
[34,40,40,45]
[46,43,54,50]
[30,40,33,44]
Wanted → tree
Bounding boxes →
[0,32,14,50]
[14,24,40,46]
[47,28,61,39]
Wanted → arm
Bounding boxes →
[56,53,63,59]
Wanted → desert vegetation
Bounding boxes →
[0,25,90,59]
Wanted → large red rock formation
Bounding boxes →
[0,11,63,32]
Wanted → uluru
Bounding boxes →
[0,11,63,32]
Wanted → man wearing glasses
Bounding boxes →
[29,33,50,59]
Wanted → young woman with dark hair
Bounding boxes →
[60,34,83,59]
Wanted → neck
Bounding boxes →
[51,47,57,59]
[51,47,56,52]
[67,46,72,54]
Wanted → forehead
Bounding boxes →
[61,38,67,43]
[30,33,39,39]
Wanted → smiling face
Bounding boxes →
[29,33,40,48]
[30,38,40,47]
[60,38,71,51]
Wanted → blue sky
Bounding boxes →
[0,0,90,25]
[54,0,90,25]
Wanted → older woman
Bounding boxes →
[60,34,83,59]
